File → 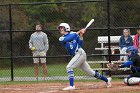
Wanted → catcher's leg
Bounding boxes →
[124,77,140,85]
[124,72,140,85]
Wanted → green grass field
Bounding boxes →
[0,63,89,77]
[0,63,102,77]
[0,62,107,84]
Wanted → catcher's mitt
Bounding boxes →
[107,63,119,71]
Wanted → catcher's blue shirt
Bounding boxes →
[59,32,83,55]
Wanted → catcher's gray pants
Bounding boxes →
[66,48,95,76]
[124,77,140,85]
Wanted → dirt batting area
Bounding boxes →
[0,81,140,93]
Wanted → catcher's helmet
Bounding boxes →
[126,46,138,57]
[58,23,70,32]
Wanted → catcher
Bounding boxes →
[107,46,140,85]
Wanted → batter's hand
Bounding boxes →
[79,29,86,36]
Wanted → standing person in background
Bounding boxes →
[58,23,111,91]
[134,28,140,53]
[119,29,133,61]
[29,24,49,80]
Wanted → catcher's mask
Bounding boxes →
[126,46,138,58]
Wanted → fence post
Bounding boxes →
[8,4,14,81]
[107,0,111,76]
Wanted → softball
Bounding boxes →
[31,47,36,51]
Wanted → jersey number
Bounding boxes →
[70,44,73,49]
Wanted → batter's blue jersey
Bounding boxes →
[59,32,83,55]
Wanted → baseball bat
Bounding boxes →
[85,19,94,30]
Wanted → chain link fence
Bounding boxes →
[0,0,140,81]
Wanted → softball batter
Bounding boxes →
[58,23,112,90]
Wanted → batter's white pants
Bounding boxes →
[66,48,95,76]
